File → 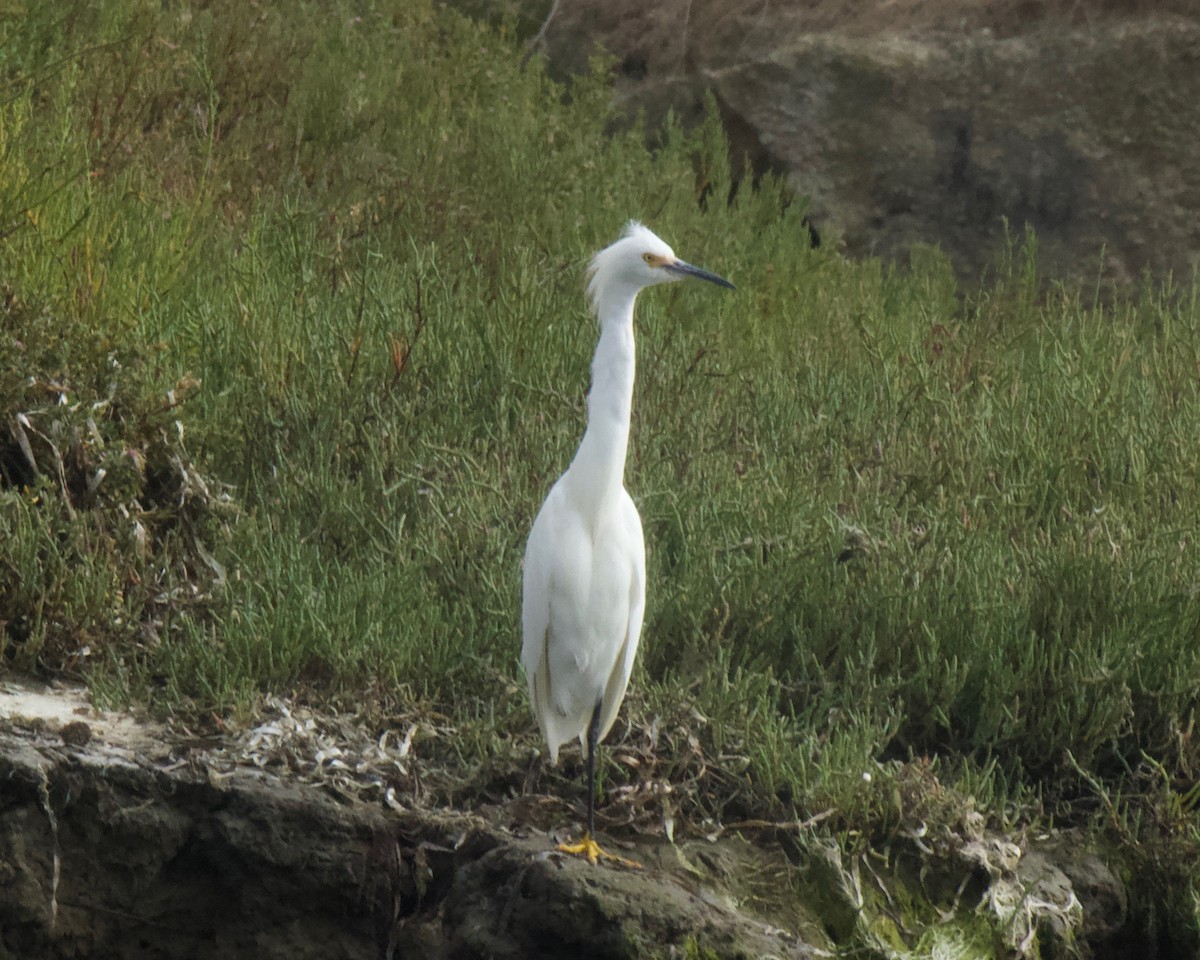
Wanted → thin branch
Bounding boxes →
[521,0,563,70]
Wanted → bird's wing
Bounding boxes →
[521,494,556,747]
[522,485,646,761]
[520,507,553,680]
[521,484,594,761]
[594,493,646,747]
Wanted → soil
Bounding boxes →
[0,678,1136,959]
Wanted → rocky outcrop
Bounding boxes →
[0,682,823,959]
[527,0,1200,287]
[0,679,1142,959]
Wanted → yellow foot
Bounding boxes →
[556,833,642,869]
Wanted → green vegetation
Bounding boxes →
[3,0,1200,949]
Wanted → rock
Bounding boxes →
[522,0,1200,288]
[0,678,1142,959]
[58,721,91,747]
[1038,833,1129,948]
[0,736,386,960]
[1014,848,1085,950]
[0,680,821,960]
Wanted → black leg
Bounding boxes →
[553,703,640,868]
[585,701,602,838]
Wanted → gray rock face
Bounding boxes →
[0,680,1144,958]
[531,1,1200,287]
[0,682,822,960]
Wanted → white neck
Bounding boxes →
[565,284,639,516]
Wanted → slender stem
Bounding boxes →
[521,0,562,68]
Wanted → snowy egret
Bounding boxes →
[521,222,734,866]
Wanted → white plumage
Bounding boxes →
[520,222,733,863]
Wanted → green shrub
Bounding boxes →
[3,1,1200,875]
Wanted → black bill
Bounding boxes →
[666,259,736,289]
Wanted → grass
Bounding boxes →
[3,0,1200,945]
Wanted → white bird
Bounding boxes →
[521,221,733,865]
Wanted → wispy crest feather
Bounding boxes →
[586,220,654,314]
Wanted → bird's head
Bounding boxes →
[587,221,734,313]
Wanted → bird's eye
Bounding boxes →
[642,253,656,265]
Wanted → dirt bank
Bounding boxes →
[0,679,1137,958]
[0,680,823,959]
